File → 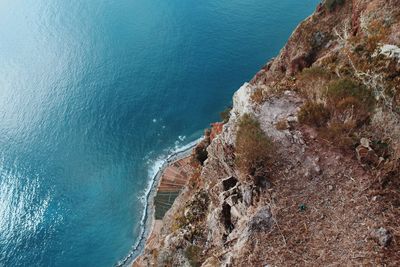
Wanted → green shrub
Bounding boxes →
[327,79,372,106]
[324,0,345,12]
[326,78,375,123]
[297,78,376,151]
[298,102,331,128]
[297,66,333,101]
[235,114,273,176]
[300,66,332,78]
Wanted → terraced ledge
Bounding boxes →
[154,156,194,220]
[132,154,195,267]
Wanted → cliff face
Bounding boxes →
[135,0,400,266]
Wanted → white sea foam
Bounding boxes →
[115,136,202,267]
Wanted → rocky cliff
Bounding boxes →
[135,0,400,266]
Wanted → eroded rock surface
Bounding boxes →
[134,1,400,266]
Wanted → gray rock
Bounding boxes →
[360,138,371,148]
[242,184,253,207]
[248,207,273,232]
[314,165,322,175]
[287,115,298,123]
[313,31,326,47]
[226,194,239,206]
[230,205,243,220]
[371,227,392,247]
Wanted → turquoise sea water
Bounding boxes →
[0,1,319,266]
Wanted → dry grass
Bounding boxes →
[235,114,274,178]
[320,121,358,150]
[298,101,331,128]
[233,137,400,266]
[296,66,333,102]
[236,2,400,265]
[326,78,375,117]
[364,19,390,53]
[275,118,289,130]
[298,77,376,151]
[250,88,265,104]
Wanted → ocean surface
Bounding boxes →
[0,1,319,266]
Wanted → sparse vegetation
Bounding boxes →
[185,245,203,267]
[324,0,345,12]
[298,77,376,150]
[235,114,274,177]
[275,118,289,130]
[301,65,332,77]
[220,106,232,123]
[136,2,400,266]
[250,88,265,104]
[326,79,372,106]
[326,78,375,124]
[298,102,331,128]
[320,121,357,149]
[297,66,333,101]
[173,190,209,230]
[364,19,390,53]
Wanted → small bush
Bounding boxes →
[297,66,333,101]
[297,78,376,151]
[324,0,345,12]
[327,79,373,106]
[326,78,375,123]
[173,213,188,231]
[235,114,274,176]
[320,122,357,150]
[185,245,203,267]
[220,106,232,123]
[365,19,390,52]
[173,190,209,231]
[298,102,331,128]
[301,66,332,78]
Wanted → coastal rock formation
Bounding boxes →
[134,0,400,266]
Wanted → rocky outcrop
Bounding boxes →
[134,0,400,266]
[371,227,393,247]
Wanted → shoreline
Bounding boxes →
[116,138,201,267]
